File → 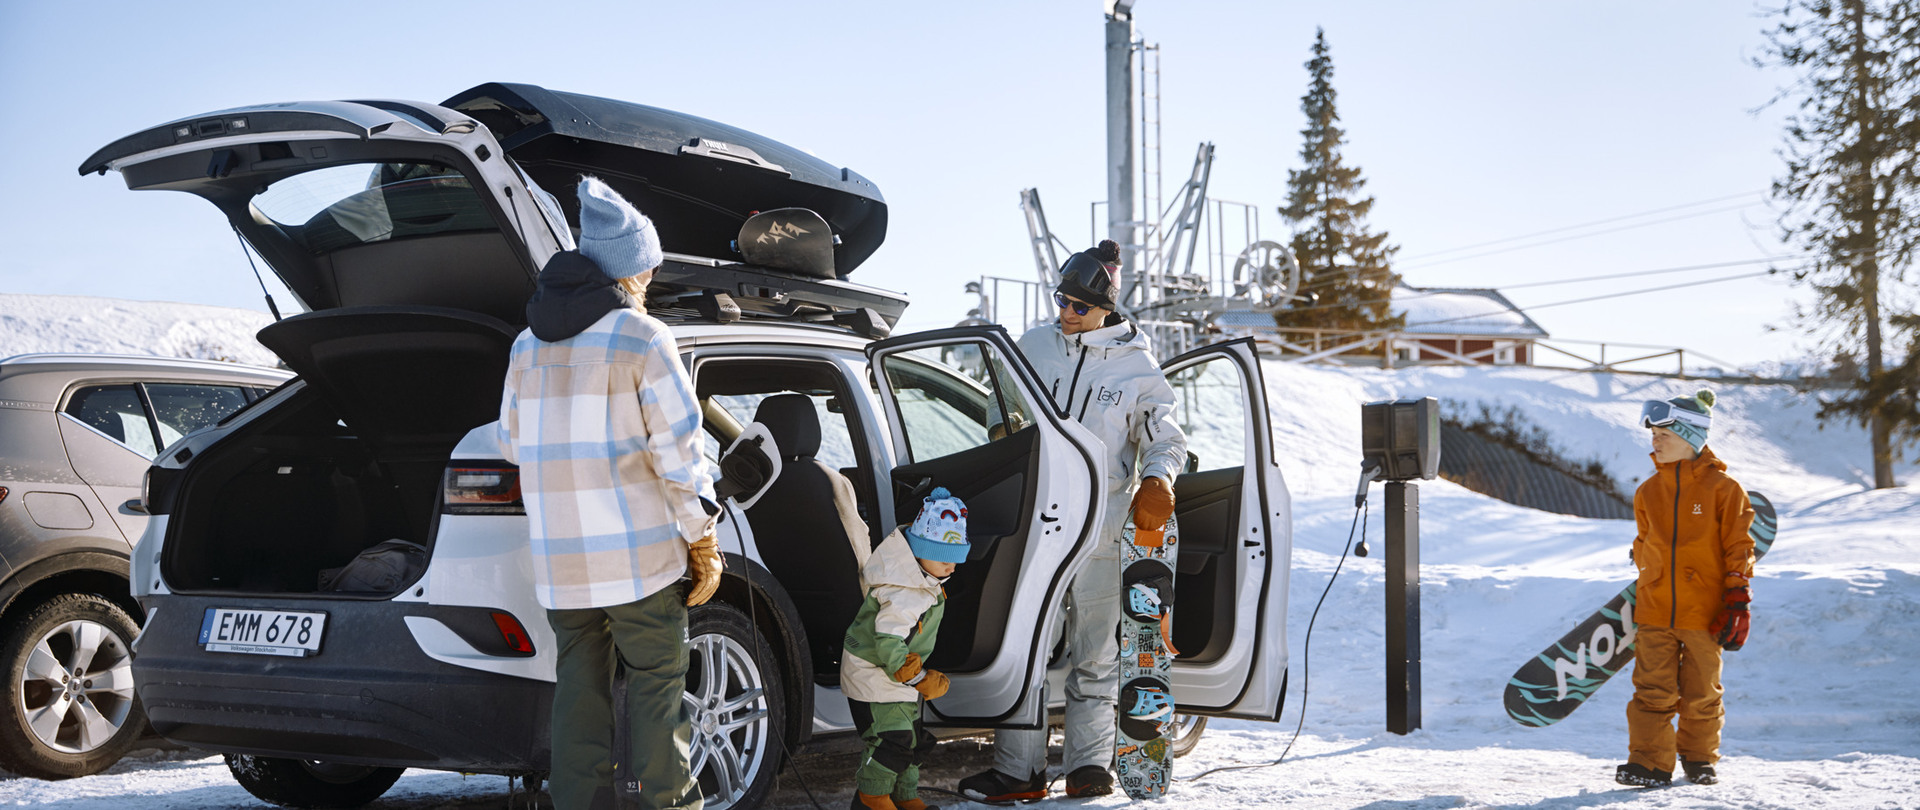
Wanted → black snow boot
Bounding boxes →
[1615,762,1674,787]
[1682,760,1719,785]
[958,768,1047,804]
[1063,765,1113,798]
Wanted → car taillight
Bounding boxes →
[443,464,524,515]
[0,486,8,506]
[490,611,534,654]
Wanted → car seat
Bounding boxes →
[741,394,869,683]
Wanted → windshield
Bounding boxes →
[251,161,499,255]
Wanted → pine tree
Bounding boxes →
[1274,28,1404,343]
[1760,0,1920,488]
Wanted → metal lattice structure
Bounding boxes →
[970,4,1303,358]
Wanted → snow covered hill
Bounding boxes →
[0,294,280,367]
[0,295,1913,809]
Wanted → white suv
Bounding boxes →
[82,83,1293,809]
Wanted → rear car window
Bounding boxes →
[251,161,499,255]
[147,384,251,447]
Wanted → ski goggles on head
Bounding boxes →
[1053,292,1096,316]
[1639,400,1711,431]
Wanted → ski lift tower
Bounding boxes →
[1106,0,1140,276]
[980,2,1305,357]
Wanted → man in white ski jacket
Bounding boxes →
[961,240,1187,801]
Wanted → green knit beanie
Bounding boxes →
[1664,388,1715,453]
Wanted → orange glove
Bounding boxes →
[685,533,722,607]
[892,652,924,684]
[1131,476,1175,531]
[911,669,949,700]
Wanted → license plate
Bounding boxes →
[200,608,327,657]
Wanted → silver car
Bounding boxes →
[0,354,289,778]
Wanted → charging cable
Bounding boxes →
[1178,495,1368,783]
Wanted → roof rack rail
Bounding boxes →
[648,257,907,339]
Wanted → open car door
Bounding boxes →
[1162,337,1293,719]
[865,326,1104,728]
[79,99,570,325]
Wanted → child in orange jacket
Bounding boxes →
[1617,389,1755,788]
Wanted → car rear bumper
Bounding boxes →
[134,595,550,773]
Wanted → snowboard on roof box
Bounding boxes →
[1503,490,1776,727]
[1115,513,1179,800]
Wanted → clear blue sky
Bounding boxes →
[0,1,1807,371]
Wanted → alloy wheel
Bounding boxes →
[18,617,136,755]
[684,629,773,810]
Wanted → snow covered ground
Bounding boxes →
[1,296,1915,808]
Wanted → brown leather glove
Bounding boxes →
[911,669,949,700]
[1131,476,1175,531]
[685,532,722,607]
[892,652,924,684]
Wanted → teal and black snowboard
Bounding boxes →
[1115,514,1178,799]
[1504,490,1777,727]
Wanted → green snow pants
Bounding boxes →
[848,698,933,800]
[548,585,698,810]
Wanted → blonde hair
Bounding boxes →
[617,271,652,306]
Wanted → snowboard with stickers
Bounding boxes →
[1115,513,1179,800]
[1503,490,1777,727]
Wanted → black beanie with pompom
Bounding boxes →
[1058,239,1122,310]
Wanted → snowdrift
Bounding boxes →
[0,294,279,367]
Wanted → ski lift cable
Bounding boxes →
[1405,268,1781,329]
[1275,257,1810,318]
[1398,201,1768,271]
[1294,253,1802,298]
[1489,255,1808,290]
[1397,190,1767,263]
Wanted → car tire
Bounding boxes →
[0,593,147,779]
[1168,713,1207,758]
[685,601,785,810]
[224,755,405,808]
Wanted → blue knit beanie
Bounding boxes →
[906,487,971,564]
[576,176,662,280]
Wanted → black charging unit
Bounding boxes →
[1359,397,1441,735]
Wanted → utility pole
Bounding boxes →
[1105,1,1137,304]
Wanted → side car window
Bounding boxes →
[882,343,1036,463]
[1167,357,1247,473]
[709,391,859,471]
[63,384,159,459]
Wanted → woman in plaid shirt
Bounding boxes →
[499,176,722,810]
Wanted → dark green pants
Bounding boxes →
[548,586,697,810]
[848,698,933,800]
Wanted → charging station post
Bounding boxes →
[1360,397,1441,736]
[1384,479,1420,734]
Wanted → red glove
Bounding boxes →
[1709,587,1751,651]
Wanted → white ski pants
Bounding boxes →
[993,539,1124,777]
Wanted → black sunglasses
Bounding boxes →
[1053,292,1095,316]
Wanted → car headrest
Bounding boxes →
[752,393,821,459]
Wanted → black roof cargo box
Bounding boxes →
[443,83,887,279]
